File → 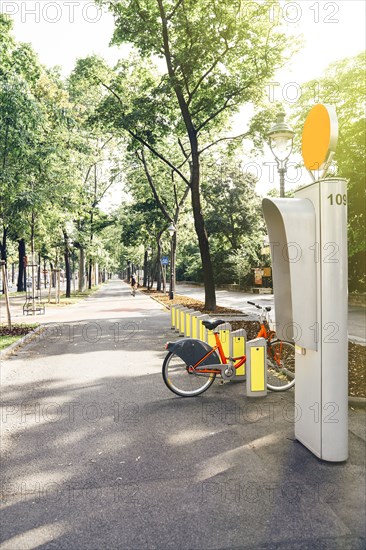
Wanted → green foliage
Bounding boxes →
[291,52,366,292]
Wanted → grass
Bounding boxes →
[43,285,101,307]
[0,323,39,351]
[0,334,21,350]
[0,291,26,298]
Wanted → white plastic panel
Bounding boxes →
[262,198,317,350]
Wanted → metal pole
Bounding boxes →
[279,167,285,198]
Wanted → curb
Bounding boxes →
[348,396,366,409]
[349,336,366,347]
[0,325,44,360]
[139,290,170,310]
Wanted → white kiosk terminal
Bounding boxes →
[262,104,348,462]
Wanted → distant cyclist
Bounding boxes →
[130,274,137,296]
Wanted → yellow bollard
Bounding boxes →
[179,308,189,336]
[197,314,210,341]
[190,312,201,339]
[174,306,184,333]
[185,310,192,337]
[218,323,231,359]
[231,329,246,378]
[204,323,231,362]
[246,338,267,397]
[171,305,177,329]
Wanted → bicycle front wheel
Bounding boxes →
[162,351,216,397]
[267,340,295,391]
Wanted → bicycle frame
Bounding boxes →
[191,331,246,375]
[185,306,279,376]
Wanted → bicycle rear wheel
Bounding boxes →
[162,351,216,397]
[267,340,295,391]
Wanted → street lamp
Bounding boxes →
[267,111,295,198]
[167,223,176,299]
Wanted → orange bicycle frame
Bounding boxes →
[192,332,246,374]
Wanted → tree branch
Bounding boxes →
[98,79,191,186]
[137,149,173,223]
[178,137,189,159]
[196,92,244,132]
[167,0,183,20]
[199,131,251,155]
[188,45,230,105]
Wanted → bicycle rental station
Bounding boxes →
[163,104,348,463]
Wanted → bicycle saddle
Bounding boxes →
[202,319,226,331]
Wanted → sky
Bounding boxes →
[2,0,365,198]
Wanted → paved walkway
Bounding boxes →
[1,281,365,549]
[176,284,366,344]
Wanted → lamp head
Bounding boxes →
[267,112,295,162]
[167,223,176,238]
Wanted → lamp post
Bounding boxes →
[267,111,295,198]
[167,223,176,299]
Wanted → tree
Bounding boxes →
[96,0,296,309]
[68,56,123,290]
[291,52,366,292]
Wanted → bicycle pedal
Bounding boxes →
[219,379,229,385]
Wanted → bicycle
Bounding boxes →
[162,303,295,397]
[246,301,295,392]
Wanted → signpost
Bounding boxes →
[262,104,348,462]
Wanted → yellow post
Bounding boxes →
[231,329,246,378]
[185,310,192,337]
[171,305,176,329]
[197,314,209,340]
[179,308,189,336]
[203,323,231,363]
[191,313,200,339]
[246,338,267,397]
[218,324,231,359]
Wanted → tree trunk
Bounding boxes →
[63,230,71,298]
[1,262,11,328]
[17,239,26,292]
[0,226,7,294]
[0,225,7,263]
[156,242,162,292]
[44,259,47,289]
[37,253,41,291]
[143,249,148,287]
[190,152,216,310]
[88,259,92,290]
[172,231,177,296]
[78,248,84,292]
[50,262,55,288]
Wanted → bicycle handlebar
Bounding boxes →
[247,300,271,312]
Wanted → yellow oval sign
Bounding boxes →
[301,104,338,174]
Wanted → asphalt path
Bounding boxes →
[1,281,365,549]
[175,284,366,344]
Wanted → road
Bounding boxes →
[176,284,366,344]
[1,281,365,549]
